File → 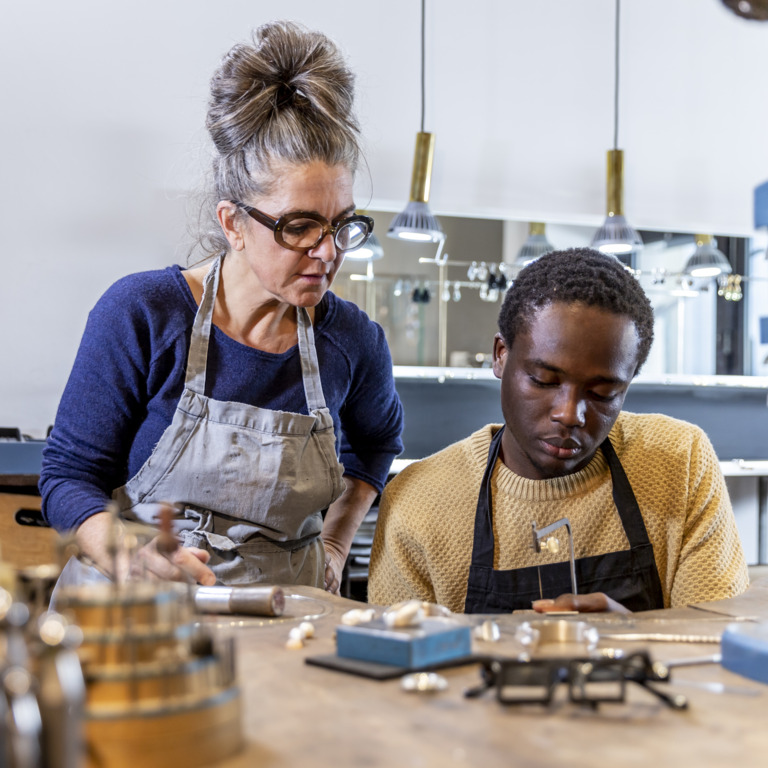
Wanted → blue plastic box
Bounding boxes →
[721,621,768,685]
[336,618,472,668]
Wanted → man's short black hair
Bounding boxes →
[498,247,654,374]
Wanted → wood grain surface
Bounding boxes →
[209,580,768,768]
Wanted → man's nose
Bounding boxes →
[550,388,587,428]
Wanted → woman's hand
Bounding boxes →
[322,541,345,595]
[320,477,379,595]
[130,537,216,586]
[75,509,216,586]
[531,592,631,614]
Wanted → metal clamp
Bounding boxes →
[531,518,577,596]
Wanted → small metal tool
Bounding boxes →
[532,518,577,597]
[599,632,722,644]
[662,654,722,668]
[193,585,285,617]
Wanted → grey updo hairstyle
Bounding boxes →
[199,21,362,257]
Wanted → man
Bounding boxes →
[369,248,748,613]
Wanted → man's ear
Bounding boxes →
[492,333,508,380]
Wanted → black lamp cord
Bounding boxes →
[613,0,620,151]
[420,0,426,133]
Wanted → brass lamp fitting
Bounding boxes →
[409,132,436,203]
[606,149,625,217]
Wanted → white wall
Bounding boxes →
[3,0,768,434]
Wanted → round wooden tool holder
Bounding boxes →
[57,581,243,768]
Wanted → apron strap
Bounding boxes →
[184,254,221,394]
[600,437,653,548]
[296,306,328,413]
[601,435,665,608]
[468,425,505,567]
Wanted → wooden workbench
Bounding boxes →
[208,578,768,768]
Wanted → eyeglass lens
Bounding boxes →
[281,217,369,252]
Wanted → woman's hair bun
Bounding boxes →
[206,20,358,161]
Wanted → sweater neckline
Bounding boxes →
[470,424,610,502]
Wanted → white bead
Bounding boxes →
[340,608,376,626]
[382,600,424,628]
[298,621,315,639]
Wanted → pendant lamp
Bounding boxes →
[515,222,555,267]
[591,0,642,262]
[683,235,732,278]
[387,0,443,243]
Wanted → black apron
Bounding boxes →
[464,426,664,613]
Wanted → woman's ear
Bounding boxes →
[492,333,508,380]
[216,201,245,251]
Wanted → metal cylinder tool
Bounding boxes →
[193,585,285,617]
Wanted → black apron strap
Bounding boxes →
[468,426,505,568]
[600,436,651,549]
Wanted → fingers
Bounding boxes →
[186,547,212,565]
[532,592,630,614]
[130,540,216,586]
[322,540,345,594]
[531,595,580,613]
[172,547,217,586]
[324,558,341,594]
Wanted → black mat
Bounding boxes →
[305,652,485,680]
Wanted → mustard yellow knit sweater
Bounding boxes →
[369,413,748,612]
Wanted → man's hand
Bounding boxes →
[531,592,631,614]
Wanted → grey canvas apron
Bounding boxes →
[55,254,345,592]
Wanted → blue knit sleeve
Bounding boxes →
[39,268,191,531]
[321,297,403,493]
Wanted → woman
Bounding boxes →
[40,21,403,593]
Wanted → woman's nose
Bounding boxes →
[308,232,338,263]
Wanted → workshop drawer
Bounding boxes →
[0,493,61,569]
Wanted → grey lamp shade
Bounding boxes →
[387,201,444,243]
[516,223,555,266]
[684,235,732,277]
[591,214,643,256]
